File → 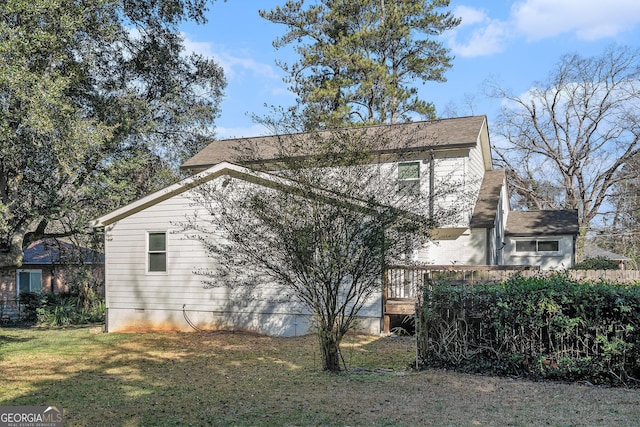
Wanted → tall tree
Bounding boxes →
[592,155,640,268]
[0,0,226,268]
[490,45,640,233]
[260,0,460,128]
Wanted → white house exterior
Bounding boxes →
[93,116,579,336]
[503,210,579,270]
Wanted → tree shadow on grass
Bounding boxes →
[0,327,37,361]
[0,329,326,425]
[3,329,639,426]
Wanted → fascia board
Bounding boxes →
[91,162,259,227]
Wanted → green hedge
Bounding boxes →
[19,291,105,326]
[572,257,619,270]
[417,273,640,386]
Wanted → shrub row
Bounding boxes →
[416,273,640,386]
[18,270,105,326]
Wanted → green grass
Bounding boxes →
[1,326,639,426]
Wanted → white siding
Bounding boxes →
[503,235,575,270]
[433,154,468,227]
[100,122,504,334]
[467,143,486,185]
[308,151,481,228]
[103,176,382,336]
[491,182,509,265]
[415,228,487,265]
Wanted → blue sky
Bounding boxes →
[180,0,640,139]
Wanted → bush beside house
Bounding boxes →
[572,257,620,270]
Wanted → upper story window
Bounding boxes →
[398,162,420,195]
[515,239,559,253]
[148,232,167,272]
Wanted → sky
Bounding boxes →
[179,0,640,140]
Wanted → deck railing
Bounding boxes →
[384,265,540,300]
[383,265,640,333]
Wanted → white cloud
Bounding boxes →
[455,5,488,27]
[216,54,281,81]
[182,36,214,57]
[182,33,280,81]
[216,124,271,139]
[512,0,640,41]
[446,6,510,58]
[445,1,640,58]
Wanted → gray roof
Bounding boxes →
[23,239,104,265]
[583,243,631,261]
[505,210,579,236]
[469,170,506,228]
[181,116,488,170]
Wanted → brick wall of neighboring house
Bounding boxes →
[0,264,105,322]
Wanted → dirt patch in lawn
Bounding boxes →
[1,327,639,426]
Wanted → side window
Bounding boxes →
[537,240,559,252]
[515,240,559,253]
[398,162,420,195]
[515,240,536,252]
[148,232,167,273]
[17,269,42,296]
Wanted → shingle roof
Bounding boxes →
[181,116,488,170]
[469,170,506,228]
[505,210,579,236]
[583,243,631,261]
[23,239,104,265]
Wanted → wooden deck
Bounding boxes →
[382,265,540,333]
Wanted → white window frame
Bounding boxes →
[147,231,168,274]
[515,239,560,253]
[397,161,421,195]
[16,269,43,297]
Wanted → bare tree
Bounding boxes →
[181,122,469,372]
[590,154,640,268]
[490,45,640,233]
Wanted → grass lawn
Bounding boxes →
[1,326,639,426]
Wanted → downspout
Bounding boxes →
[94,225,108,332]
[486,228,492,265]
[381,231,388,334]
[428,149,434,220]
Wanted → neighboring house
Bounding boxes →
[583,243,631,270]
[0,239,104,320]
[92,116,580,336]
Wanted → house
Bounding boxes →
[92,116,579,336]
[0,239,104,320]
[583,243,631,270]
[503,210,579,270]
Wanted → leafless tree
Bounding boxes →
[182,122,470,372]
[490,45,640,234]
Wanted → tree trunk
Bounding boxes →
[0,227,26,269]
[318,330,342,372]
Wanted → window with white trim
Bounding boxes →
[17,269,42,296]
[515,240,559,253]
[148,232,167,272]
[398,162,420,195]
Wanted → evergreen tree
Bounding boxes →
[260,0,460,128]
